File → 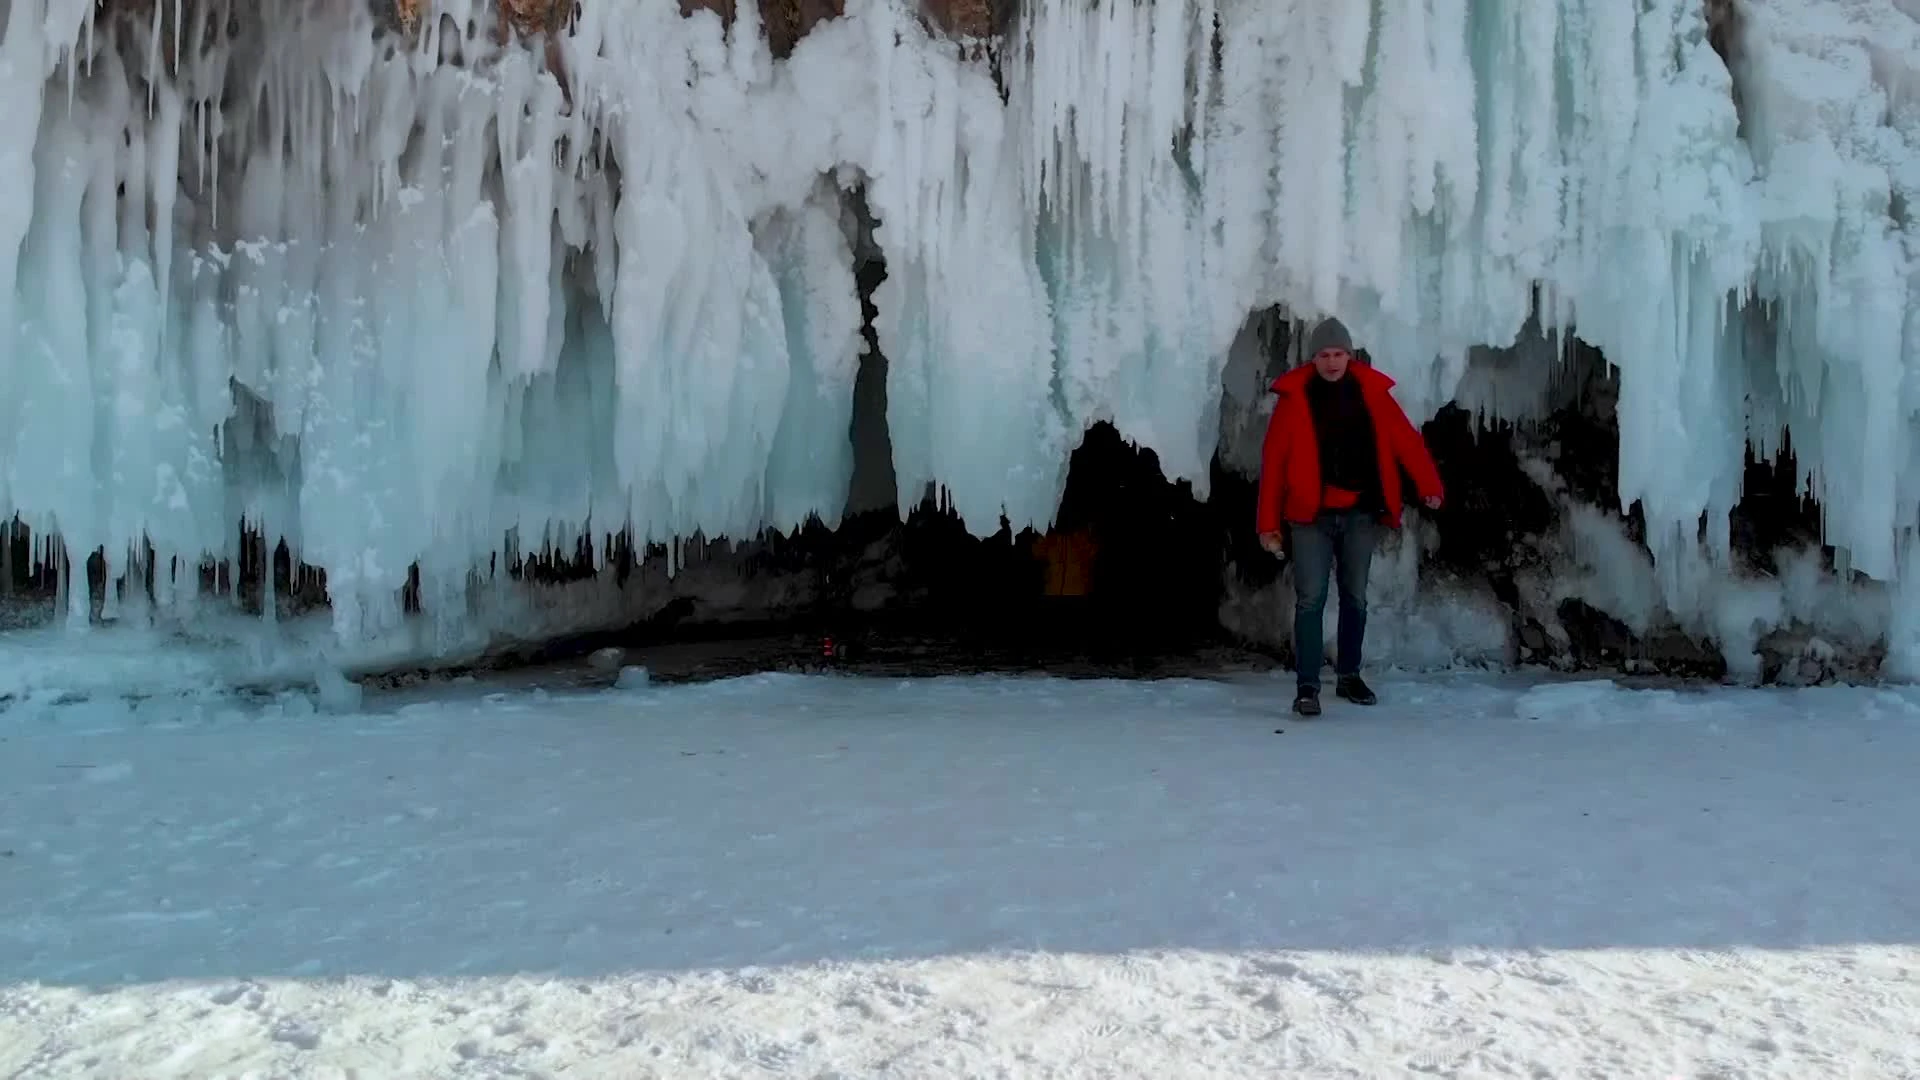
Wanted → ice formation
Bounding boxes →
[0,0,1918,668]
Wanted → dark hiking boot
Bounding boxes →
[1335,674,1377,706]
[1292,686,1322,717]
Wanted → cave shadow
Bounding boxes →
[4,671,1918,990]
[702,418,1242,679]
[895,420,1228,666]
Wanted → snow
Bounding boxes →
[4,671,1920,1077]
[0,0,1918,672]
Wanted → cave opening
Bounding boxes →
[793,419,1233,674]
[639,197,1246,678]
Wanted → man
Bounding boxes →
[1255,317,1445,716]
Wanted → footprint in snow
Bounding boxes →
[270,1022,322,1051]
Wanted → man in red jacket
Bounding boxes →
[1256,318,1445,716]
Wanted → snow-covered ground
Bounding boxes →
[3,670,1919,1078]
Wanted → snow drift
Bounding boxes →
[1,0,1918,675]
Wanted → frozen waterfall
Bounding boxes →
[0,0,1917,674]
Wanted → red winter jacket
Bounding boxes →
[1255,362,1444,534]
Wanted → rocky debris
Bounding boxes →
[1759,629,1879,687]
[1516,618,1572,668]
[845,536,908,611]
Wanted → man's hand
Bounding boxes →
[1259,531,1286,558]
[1423,495,1443,510]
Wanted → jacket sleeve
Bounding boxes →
[1384,394,1444,503]
[1255,399,1290,534]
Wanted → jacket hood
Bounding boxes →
[1270,360,1395,396]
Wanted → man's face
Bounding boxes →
[1312,347,1351,381]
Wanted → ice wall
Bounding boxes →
[0,0,1917,661]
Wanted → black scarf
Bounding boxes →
[1306,374,1381,510]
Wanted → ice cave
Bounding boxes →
[2,0,1919,692]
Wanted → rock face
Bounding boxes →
[391,0,425,35]
[1704,0,1738,62]
[682,0,846,58]
[683,0,1003,48]
[501,0,575,35]
[921,0,1000,38]
[389,0,572,40]
[385,0,1003,54]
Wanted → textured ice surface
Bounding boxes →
[4,672,1920,1076]
[0,0,1917,664]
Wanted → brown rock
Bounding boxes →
[922,0,997,39]
[1704,0,1738,65]
[499,0,574,41]
[762,0,848,59]
[392,0,424,35]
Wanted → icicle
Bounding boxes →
[63,543,87,631]
[147,5,163,115]
[153,548,176,613]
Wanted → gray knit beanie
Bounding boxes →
[1304,317,1354,357]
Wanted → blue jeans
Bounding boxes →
[1287,509,1378,691]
